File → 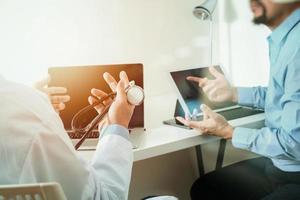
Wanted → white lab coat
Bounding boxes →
[0,76,133,200]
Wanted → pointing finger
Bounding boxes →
[186,76,202,83]
[187,76,208,88]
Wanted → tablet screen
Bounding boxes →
[170,66,236,116]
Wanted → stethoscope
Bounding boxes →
[71,81,145,150]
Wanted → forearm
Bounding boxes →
[232,126,300,161]
[89,125,133,200]
[237,86,267,109]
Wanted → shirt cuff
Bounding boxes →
[100,124,130,141]
[237,87,254,107]
[232,127,257,150]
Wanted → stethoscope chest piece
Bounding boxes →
[126,81,144,106]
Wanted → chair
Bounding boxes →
[0,182,67,200]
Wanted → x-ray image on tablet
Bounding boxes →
[170,66,237,118]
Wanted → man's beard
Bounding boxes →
[252,1,268,25]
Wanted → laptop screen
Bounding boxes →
[48,64,144,130]
[170,66,236,116]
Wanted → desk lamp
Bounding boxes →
[193,0,217,65]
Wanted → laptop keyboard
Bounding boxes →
[67,130,99,139]
[217,107,263,121]
[67,128,145,139]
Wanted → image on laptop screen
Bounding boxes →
[170,66,236,116]
[48,64,144,131]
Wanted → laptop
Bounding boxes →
[48,63,144,140]
[163,66,263,128]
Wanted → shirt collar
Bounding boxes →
[268,8,300,45]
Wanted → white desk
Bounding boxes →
[78,113,265,164]
[76,94,266,199]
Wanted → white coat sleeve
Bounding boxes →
[19,117,133,200]
[87,125,133,200]
[0,78,133,200]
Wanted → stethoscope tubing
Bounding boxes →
[74,101,112,150]
[72,92,115,150]
[72,82,144,150]
[71,92,115,132]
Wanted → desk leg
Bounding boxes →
[195,145,205,177]
[216,139,227,169]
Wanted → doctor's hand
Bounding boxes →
[186,66,238,103]
[176,104,234,139]
[88,71,135,129]
[34,76,70,113]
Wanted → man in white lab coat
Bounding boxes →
[0,71,134,200]
[32,73,179,200]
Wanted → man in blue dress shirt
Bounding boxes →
[176,0,300,199]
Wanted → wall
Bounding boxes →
[0,0,218,95]
[218,0,270,86]
[0,0,221,128]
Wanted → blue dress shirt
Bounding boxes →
[232,9,300,172]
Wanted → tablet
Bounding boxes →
[169,66,237,117]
